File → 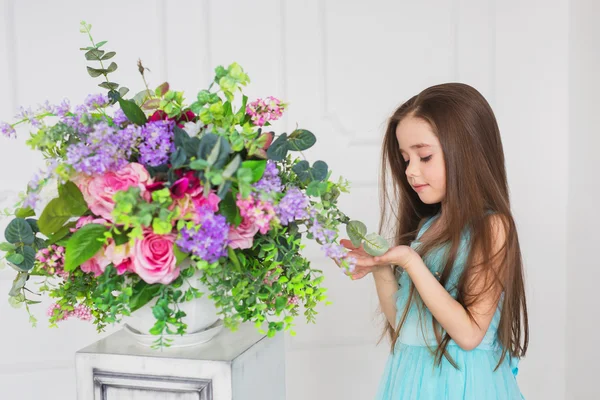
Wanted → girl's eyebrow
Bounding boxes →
[399,143,431,152]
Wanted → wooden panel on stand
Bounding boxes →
[75,323,286,400]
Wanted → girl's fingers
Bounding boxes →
[340,239,356,250]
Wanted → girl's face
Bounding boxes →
[396,115,446,204]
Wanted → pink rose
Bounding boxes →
[80,256,105,277]
[130,231,179,284]
[70,216,108,233]
[80,239,131,277]
[75,163,152,221]
[189,186,221,213]
[228,217,259,250]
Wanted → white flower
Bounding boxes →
[182,121,204,137]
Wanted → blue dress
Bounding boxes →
[375,214,524,399]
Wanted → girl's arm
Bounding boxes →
[372,215,507,351]
[371,265,399,327]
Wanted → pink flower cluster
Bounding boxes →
[246,96,285,127]
[47,303,92,322]
[35,245,68,279]
[236,194,277,235]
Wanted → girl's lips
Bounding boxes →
[413,184,429,192]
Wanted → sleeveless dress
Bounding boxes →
[375,214,525,399]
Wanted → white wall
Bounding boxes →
[0,0,592,399]
[567,1,600,399]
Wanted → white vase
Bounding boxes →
[122,262,224,348]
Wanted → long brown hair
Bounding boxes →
[377,83,528,368]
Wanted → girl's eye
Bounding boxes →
[404,155,433,166]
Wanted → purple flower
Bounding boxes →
[84,93,110,109]
[62,104,93,135]
[176,207,230,263]
[275,186,309,226]
[253,160,282,196]
[0,122,16,138]
[55,99,70,117]
[66,122,140,175]
[112,108,128,125]
[138,120,175,167]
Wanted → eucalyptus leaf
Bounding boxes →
[311,161,328,181]
[216,180,232,200]
[190,159,210,170]
[170,148,187,169]
[266,133,288,161]
[86,66,104,77]
[106,62,118,73]
[0,242,15,251]
[288,129,316,151]
[346,220,367,248]
[292,160,310,181]
[101,51,116,60]
[25,219,39,234]
[173,126,190,147]
[99,82,119,90]
[5,218,35,245]
[363,233,390,257]
[85,49,105,61]
[6,253,24,265]
[13,246,36,271]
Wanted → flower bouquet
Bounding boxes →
[0,22,389,348]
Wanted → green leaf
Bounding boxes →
[190,159,210,170]
[217,180,232,200]
[241,160,267,183]
[362,232,390,257]
[275,296,287,313]
[155,82,169,97]
[346,220,367,248]
[220,191,242,225]
[46,221,77,245]
[288,129,316,151]
[85,49,105,61]
[170,148,187,169]
[113,231,129,246]
[106,62,118,73]
[118,98,148,125]
[222,154,241,178]
[292,160,310,181]
[152,304,167,320]
[86,66,104,77]
[15,207,35,218]
[25,219,39,234]
[266,133,288,161]
[99,82,119,90]
[311,161,328,181]
[236,167,253,184]
[228,247,241,271]
[0,242,16,251]
[174,245,188,264]
[101,51,116,60]
[5,218,35,245]
[9,272,28,297]
[58,181,88,215]
[129,282,161,312]
[64,223,108,271]
[38,198,71,236]
[95,40,108,48]
[173,126,190,147]
[13,246,36,271]
[6,253,24,265]
[207,136,221,166]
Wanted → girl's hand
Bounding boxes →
[336,239,418,279]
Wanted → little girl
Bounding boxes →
[339,83,528,399]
